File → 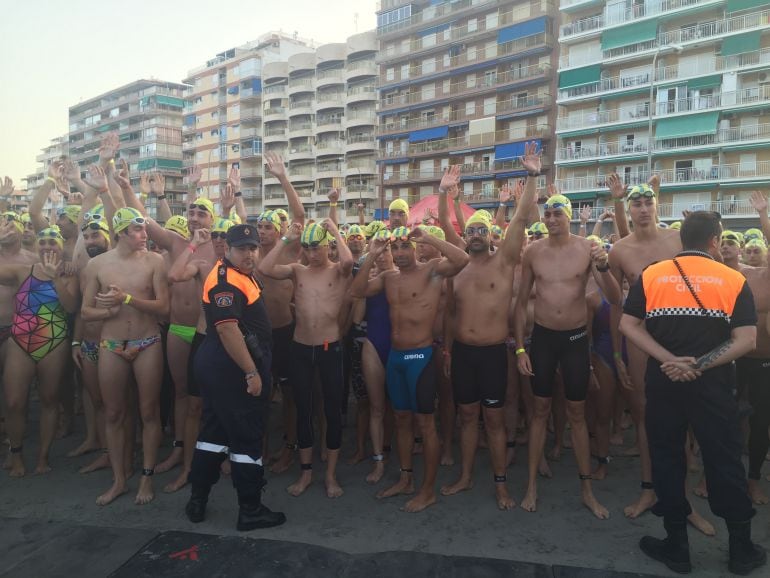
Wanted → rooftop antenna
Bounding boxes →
[354,13,359,32]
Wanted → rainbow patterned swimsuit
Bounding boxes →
[12,271,68,362]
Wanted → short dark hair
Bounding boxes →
[680,211,721,251]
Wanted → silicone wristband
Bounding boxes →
[515,348,526,355]
[123,294,132,305]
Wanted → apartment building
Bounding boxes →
[181,33,314,217]
[68,79,188,218]
[375,0,558,215]
[261,31,378,223]
[556,0,770,227]
[23,135,69,219]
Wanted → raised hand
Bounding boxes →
[520,141,542,175]
[228,166,241,191]
[139,173,151,195]
[357,202,365,211]
[285,221,303,242]
[327,188,340,203]
[68,192,84,206]
[84,165,108,192]
[590,240,609,268]
[62,159,81,183]
[439,165,461,193]
[513,179,525,204]
[0,221,17,243]
[320,217,339,236]
[408,226,427,243]
[369,236,390,258]
[149,172,165,196]
[750,190,768,214]
[40,251,63,279]
[0,176,13,197]
[547,182,560,197]
[499,184,512,204]
[191,228,211,247]
[606,173,626,200]
[602,208,615,221]
[579,204,591,223]
[98,132,119,164]
[220,184,235,215]
[187,165,202,187]
[647,173,661,195]
[264,151,287,178]
[48,159,65,182]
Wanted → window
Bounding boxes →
[482,181,494,196]
[386,67,395,81]
[466,74,476,88]
[483,97,496,115]
[467,18,477,32]
[485,12,498,30]
[443,79,451,94]
[466,101,476,115]
[422,58,435,74]
[401,64,410,79]
[463,182,474,196]
[468,46,477,61]
[422,84,436,100]
[484,70,497,87]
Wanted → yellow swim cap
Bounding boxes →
[164,215,190,239]
[543,195,573,220]
[258,210,282,232]
[419,224,445,241]
[113,207,146,234]
[745,238,768,254]
[190,197,215,215]
[466,211,492,231]
[744,228,764,243]
[81,216,111,244]
[475,209,493,222]
[669,221,682,230]
[365,220,387,239]
[227,207,242,224]
[528,222,549,236]
[20,212,31,224]
[491,225,504,237]
[389,198,410,217]
[274,208,289,222]
[373,228,391,241]
[586,234,603,244]
[2,211,23,234]
[626,183,656,205]
[300,222,330,246]
[37,227,64,248]
[212,218,235,234]
[59,205,82,224]
[721,230,744,246]
[347,224,365,238]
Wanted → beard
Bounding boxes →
[86,245,108,258]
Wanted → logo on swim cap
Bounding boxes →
[300,223,330,246]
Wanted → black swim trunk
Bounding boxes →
[451,341,507,408]
[530,323,590,402]
[271,322,294,384]
[187,332,206,397]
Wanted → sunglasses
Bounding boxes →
[300,241,324,248]
[83,212,103,222]
[189,204,210,212]
[744,234,762,242]
[626,190,655,201]
[81,222,105,232]
[347,234,364,240]
[211,232,227,239]
[390,234,411,243]
[466,226,489,236]
[543,201,569,211]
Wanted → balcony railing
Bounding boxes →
[658,47,770,83]
[377,0,498,36]
[569,198,757,222]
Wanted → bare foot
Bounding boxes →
[686,451,700,474]
[346,451,366,466]
[220,459,231,476]
[547,446,562,461]
[270,449,294,474]
[563,432,573,450]
[67,440,99,458]
[623,489,656,518]
[377,474,414,499]
[56,418,73,440]
[96,481,128,506]
[34,461,52,475]
[440,477,474,496]
[521,487,538,512]
[688,510,716,536]
[582,490,610,520]
[366,461,385,485]
[620,412,633,430]
[693,477,708,499]
[134,475,155,505]
[538,455,552,478]
[287,471,312,497]
[592,464,607,481]
[8,455,25,478]
[79,452,110,474]
[496,484,516,511]
[2,452,11,470]
[440,452,455,466]
[505,445,516,468]
[321,448,328,463]
[609,432,624,446]
[402,490,437,513]
[154,447,183,474]
[748,479,769,505]
[163,469,190,493]
[325,476,344,498]
[618,444,640,457]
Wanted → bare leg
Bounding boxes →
[377,411,415,498]
[155,334,189,474]
[347,398,368,465]
[591,358,616,480]
[522,396,551,512]
[325,448,343,498]
[2,344,36,477]
[362,341,386,483]
[404,413,438,513]
[441,402,478,496]
[131,342,163,505]
[504,352,520,467]
[164,395,201,492]
[68,368,99,457]
[35,344,70,473]
[484,406,515,510]
[435,351,454,466]
[96,350,131,505]
[56,359,74,439]
[287,447,313,496]
[566,400,609,519]
[77,359,109,471]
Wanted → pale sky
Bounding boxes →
[0,0,377,186]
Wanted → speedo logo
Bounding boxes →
[570,331,587,341]
[404,354,425,360]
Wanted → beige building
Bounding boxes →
[23,134,69,220]
[375,0,558,216]
[556,0,770,228]
[261,31,378,222]
[181,33,314,217]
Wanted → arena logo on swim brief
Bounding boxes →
[214,292,233,307]
[404,353,425,360]
[569,330,587,341]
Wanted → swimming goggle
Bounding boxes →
[83,212,104,222]
[466,226,489,236]
[390,233,411,243]
[81,221,105,232]
[189,203,211,212]
[300,240,324,249]
[721,233,741,243]
[543,201,569,211]
[121,216,146,226]
[211,232,227,240]
[626,185,656,201]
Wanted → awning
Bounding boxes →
[721,31,761,56]
[155,158,183,170]
[601,20,657,52]
[565,192,599,201]
[95,123,116,133]
[726,0,767,12]
[497,17,547,44]
[688,75,722,90]
[494,139,541,161]
[184,114,196,126]
[418,23,450,37]
[495,170,528,179]
[156,95,185,108]
[227,86,240,95]
[558,64,601,90]
[655,111,720,140]
[408,126,448,142]
[251,78,262,93]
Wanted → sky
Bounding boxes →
[0,0,377,187]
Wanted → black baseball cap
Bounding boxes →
[226,224,260,247]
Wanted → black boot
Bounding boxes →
[639,519,691,574]
[727,520,767,575]
[185,484,210,524]
[236,501,286,531]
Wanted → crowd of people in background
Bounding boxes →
[1,133,769,573]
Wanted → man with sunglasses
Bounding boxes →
[81,207,169,506]
[514,190,620,520]
[259,218,353,499]
[437,142,540,511]
[350,224,469,512]
[605,177,693,521]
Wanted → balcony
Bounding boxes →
[240,108,262,122]
[378,0,501,37]
[315,117,344,131]
[316,163,342,179]
[240,167,262,179]
[314,94,345,112]
[263,107,286,122]
[558,139,649,162]
[240,88,261,102]
[346,85,377,105]
[345,135,376,154]
[658,47,770,84]
[289,167,315,182]
[558,70,651,102]
[288,122,313,138]
[288,145,314,161]
[240,127,259,139]
[316,140,345,156]
[659,8,770,48]
[263,84,287,97]
[263,129,288,144]
[345,111,377,128]
[240,147,261,159]
[288,100,313,116]
[346,60,377,81]
[560,0,720,41]
[288,77,314,96]
[315,68,345,88]
[345,162,376,178]
[345,185,378,200]
[405,125,551,157]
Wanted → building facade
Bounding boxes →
[23,135,69,219]
[68,79,188,218]
[261,31,379,222]
[375,0,558,215]
[181,33,314,218]
[556,0,770,227]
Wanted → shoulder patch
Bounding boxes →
[214,292,234,307]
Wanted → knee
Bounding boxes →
[104,406,124,425]
[565,402,586,423]
[457,405,479,426]
[4,394,26,414]
[482,410,505,432]
[187,398,203,418]
[139,404,160,425]
[394,412,412,427]
[38,389,59,408]
[533,400,551,419]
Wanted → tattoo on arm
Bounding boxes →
[694,339,734,370]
